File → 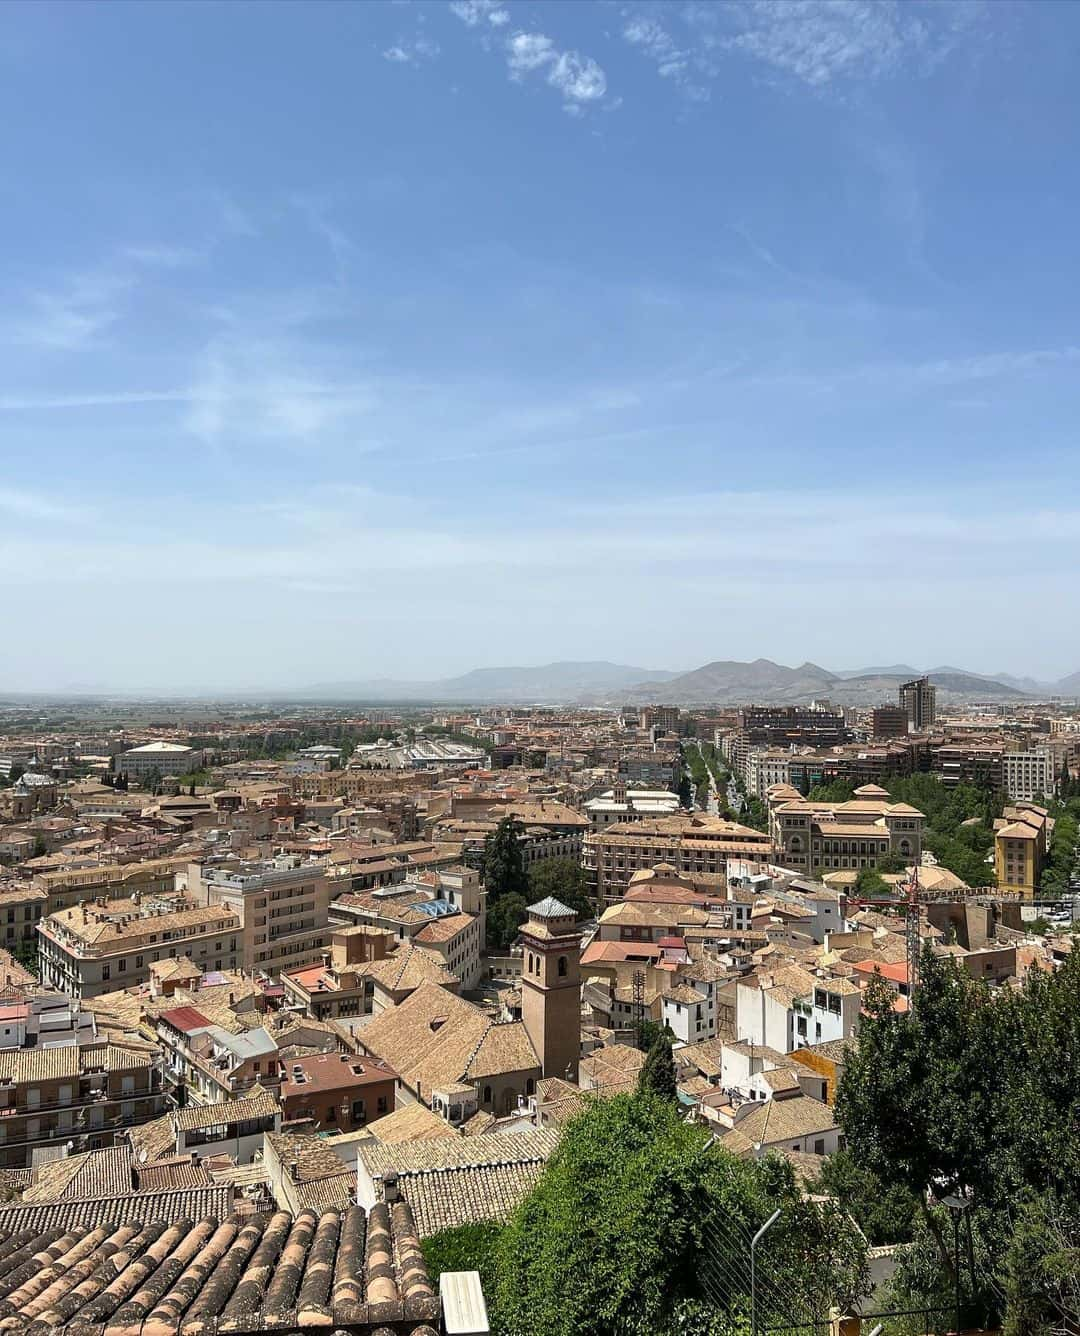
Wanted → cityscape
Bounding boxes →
[3,0,1080,1333]
[0,672,1076,1332]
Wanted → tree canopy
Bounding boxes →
[638,1033,677,1102]
[489,1092,868,1336]
[483,817,531,949]
[527,857,592,920]
[835,948,1080,1330]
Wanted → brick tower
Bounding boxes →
[519,896,581,1083]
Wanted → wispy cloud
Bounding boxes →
[0,390,187,411]
[0,487,85,522]
[505,30,607,109]
[383,36,441,65]
[621,15,709,101]
[649,0,986,92]
[16,270,130,350]
[450,0,510,28]
[450,1,607,112]
[290,196,354,286]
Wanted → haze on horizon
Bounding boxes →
[3,0,1079,692]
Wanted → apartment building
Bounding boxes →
[994,804,1050,899]
[899,677,937,730]
[871,705,910,739]
[37,894,241,999]
[767,784,924,875]
[639,706,681,734]
[746,751,792,798]
[32,856,189,914]
[280,1052,396,1131]
[281,926,393,1021]
[740,706,849,748]
[0,1036,164,1169]
[0,884,46,956]
[1003,749,1055,801]
[115,741,202,778]
[617,748,682,788]
[155,1005,278,1108]
[583,784,681,830]
[191,854,333,978]
[584,814,773,907]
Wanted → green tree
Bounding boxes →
[677,772,694,809]
[812,1149,917,1245]
[1001,1194,1080,1336]
[422,1221,504,1300]
[837,949,1080,1326]
[487,892,528,952]
[482,817,530,905]
[855,865,889,897]
[492,1093,868,1336]
[527,858,592,920]
[638,1033,677,1102]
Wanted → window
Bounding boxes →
[102,965,110,980]
[483,1085,492,1106]
[119,959,126,972]
[557,956,568,977]
[814,1139,825,1155]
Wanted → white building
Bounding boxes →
[1003,749,1055,802]
[116,742,201,778]
[735,967,861,1055]
[747,751,792,799]
[583,785,681,830]
[287,745,343,775]
[662,983,714,1044]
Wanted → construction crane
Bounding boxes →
[905,862,922,1004]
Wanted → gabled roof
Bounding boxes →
[360,981,539,1093]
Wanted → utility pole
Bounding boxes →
[750,1209,781,1336]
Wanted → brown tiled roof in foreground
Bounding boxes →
[0,1201,439,1335]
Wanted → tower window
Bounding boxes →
[483,1085,492,1105]
[557,956,568,977]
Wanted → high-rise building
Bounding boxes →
[520,897,581,1083]
[872,705,911,739]
[899,677,937,730]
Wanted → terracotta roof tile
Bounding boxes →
[0,1200,439,1333]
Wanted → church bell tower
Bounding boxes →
[519,896,581,1083]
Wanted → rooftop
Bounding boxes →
[0,1200,439,1333]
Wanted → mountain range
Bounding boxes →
[291,658,1080,705]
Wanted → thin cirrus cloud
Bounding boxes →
[382,36,441,65]
[449,0,510,28]
[618,0,984,96]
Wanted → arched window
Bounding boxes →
[526,1077,535,1096]
[899,838,912,856]
[557,955,568,977]
[790,835,802,853]
[483,1085,492,1105]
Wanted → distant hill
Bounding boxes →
[298,660,680,703]
[1050,669,1080,696]
[832,664,921,681]
[625,659,1036,706]
[625,659,838,705]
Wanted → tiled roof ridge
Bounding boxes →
[458,1015,496,1083]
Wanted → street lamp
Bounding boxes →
[750,1208,781,1336]
[942,1194,971,1335]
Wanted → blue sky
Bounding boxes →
[2,0,1079,691]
